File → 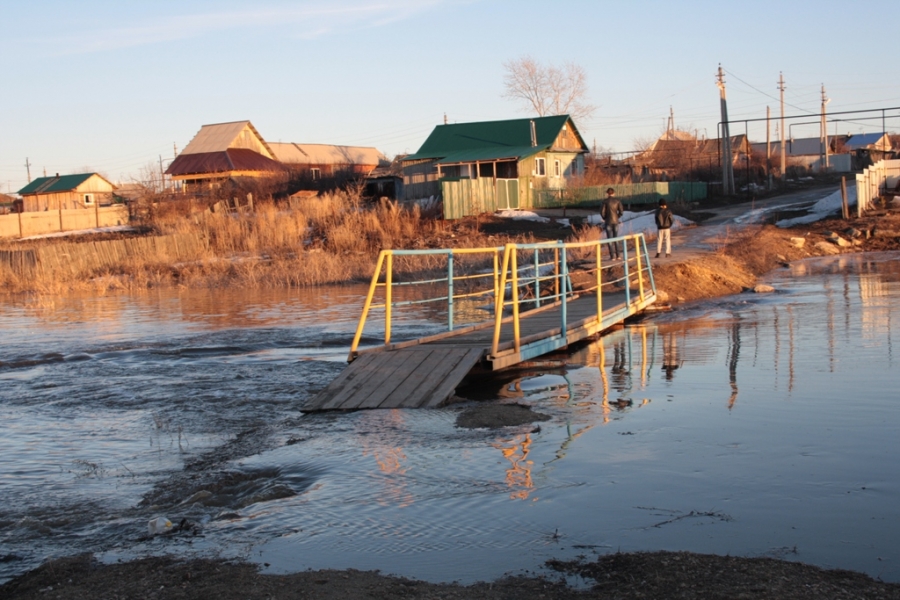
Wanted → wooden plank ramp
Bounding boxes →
[306,347,484,411]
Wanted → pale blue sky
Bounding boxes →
[3,0,899,193]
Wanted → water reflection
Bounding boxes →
[2,252,900,585]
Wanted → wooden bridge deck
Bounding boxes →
[304,289,651,412]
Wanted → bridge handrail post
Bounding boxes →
[623,240,631,307]
[447,250,454,331]
[493,251,500,315]
[641,235,657,295]
[492,244,514,355]
[634,235,645,301]
[511,246,521,353]
[533,248,540,309]
[349,250,388,361]
[554,247,560,298]
[385,252,393,344]
[596,239,603,327]
[561,245,568,345]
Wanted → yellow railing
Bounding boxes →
[348,234,656,361]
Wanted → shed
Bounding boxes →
[17,173,116,212]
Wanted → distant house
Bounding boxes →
[750,137,852,173]
[168,120,386,194]
[269,143,384,180]
[401,115,588,214]
[842,132,893,167]
[166,121,285,192]
[17,173,116,212]
[631,134,751,179]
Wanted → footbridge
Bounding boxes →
[305,234,658,411]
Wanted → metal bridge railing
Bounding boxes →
[348,234,656,361]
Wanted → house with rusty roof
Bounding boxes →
[629,134,751,179]
[17,173,116,212]
[166,121,285,192]
[401,115,588,215]
[168,121,386,193]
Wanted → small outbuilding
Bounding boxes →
[269,143,384,179]
[17,173,116,212]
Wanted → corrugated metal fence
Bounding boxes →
[0,233,207,279]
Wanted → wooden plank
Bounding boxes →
[380,348,469,409]
[317,352,397,410]
[346,348,435,410]
[306,353,387,411]
[421,348,484,408]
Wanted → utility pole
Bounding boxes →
[159,155,165,192]
[25,157,32,183]
[766,106,772,190]
[778,73,786,177]
[667,106,675,138]
[821,84,830,171]
[716,65,734,195]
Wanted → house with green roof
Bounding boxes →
[401,115,588,218]
[17,173,116,213]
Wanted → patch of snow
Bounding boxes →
[496,209,550,223]
[776,186,857,228]
[557,218,570,228]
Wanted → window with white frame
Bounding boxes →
[83,194,94,205]
[554,160,561,177]
[534,157,546,176]
[310,168,320,180]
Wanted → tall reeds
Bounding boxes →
[0,191,501,293]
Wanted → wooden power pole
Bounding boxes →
[778,73,786,177]
[716,65,734,195]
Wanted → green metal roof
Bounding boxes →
[404,115,578,162]
[18,173,96,195]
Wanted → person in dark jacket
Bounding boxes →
[654,198,673,258]
[600,188,624,260]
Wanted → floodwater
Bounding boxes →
[1,252,899,585]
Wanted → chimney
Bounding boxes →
[530,120,537,147]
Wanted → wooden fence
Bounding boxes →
[856,159,900,215]
[0,233,208,279]
[0,205,130,239]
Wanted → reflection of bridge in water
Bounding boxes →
[305,236,658,411]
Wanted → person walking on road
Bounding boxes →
[655,198,673,258]
[600,187,624,260]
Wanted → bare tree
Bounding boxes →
[502,56,596,122]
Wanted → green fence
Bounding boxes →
[441,179,708,220]
[533,182,707,208]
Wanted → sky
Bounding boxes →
[3,0,900,194]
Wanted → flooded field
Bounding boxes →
[1,252,899,585]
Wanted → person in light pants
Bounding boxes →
[655,198,673,258]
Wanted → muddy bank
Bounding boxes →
[653,211,900,305]
[4,551,898,600]
[455,402,551,429]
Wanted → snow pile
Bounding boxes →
[496,209,550,223]
[776,186,857,228]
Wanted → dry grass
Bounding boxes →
[0,192,503,294]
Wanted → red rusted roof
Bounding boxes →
[166,148,285,177]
